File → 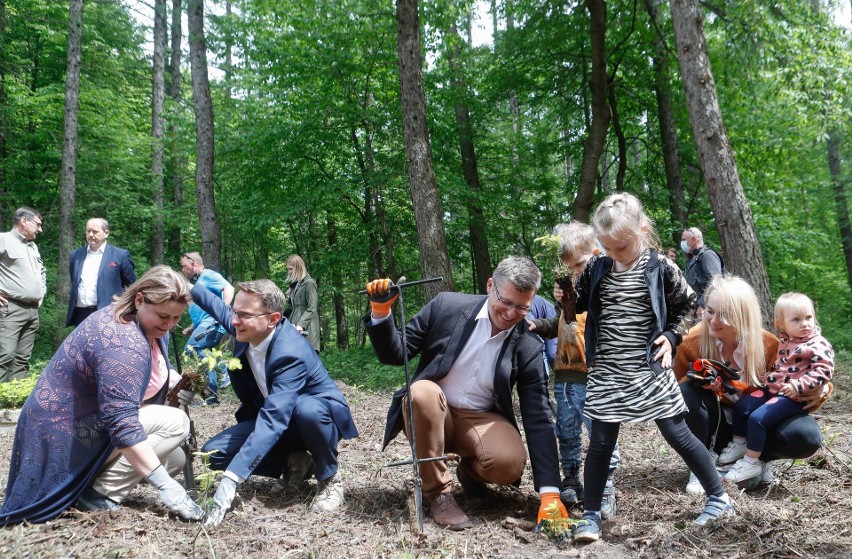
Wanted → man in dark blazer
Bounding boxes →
[364,256,568,531]
[191,279,358,527]
[66,218,136,327]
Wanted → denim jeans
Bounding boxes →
[554,381,619,480]
[184,325,227,396]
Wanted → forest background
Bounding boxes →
[2,0,851,368]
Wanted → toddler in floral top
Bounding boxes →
[720,292,834,482]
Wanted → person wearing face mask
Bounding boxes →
[681,227,724,318]
[1,266,204,524]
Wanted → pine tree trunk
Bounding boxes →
[827,130,852,291]
[150,0,167,265]
[670,0,773,323]
[395,0,453,299]
[448,25,490,294]
[57,0,83,343]
[573,0,609,223]
[187,0,221,269]
[644,0,686,241]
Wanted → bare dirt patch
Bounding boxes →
[1,371,851,558]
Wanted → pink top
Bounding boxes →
[764,327,834,400]
[143,340,168,401]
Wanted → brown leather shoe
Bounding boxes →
[430,492,472,530]
[457,461,488,498]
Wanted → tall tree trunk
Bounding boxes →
[827,130,852,291]
[607,80,626,191]
[670,0,772,322]
[573,0,609,223]
[150,0,167,265]
[187,0,221,269]
[0,0,7,229]
[644,0,686,240]
[447,25,490,294]
[350,126,386,278]
[58,0,83,340]
[166,0,183,258]
[326,215,349,350]
[395,0,453,298]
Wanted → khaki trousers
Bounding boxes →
[0,300,39,382]
[402,380,526,499]
[91,405,189,502]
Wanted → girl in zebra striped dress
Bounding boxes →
[571,193,734,543]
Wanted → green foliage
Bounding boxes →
[193,449,222,509]
[0,376,38,409]
[323,347,419,390]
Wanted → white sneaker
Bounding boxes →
[686,471,705,495]
[724,457,764,483]
[761,462,774,484]
[717,440,747,465]
[311,474,345,513]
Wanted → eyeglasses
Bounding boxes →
[26,217,43,229]
[493,286,531,314]
[181,253,196,264]
[230,307,273,321]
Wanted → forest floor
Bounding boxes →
[0,366,851,559]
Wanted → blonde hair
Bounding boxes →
[286,254,307,283]
[774,292,817,335]
[113,265,192,321]
[592,192,661,251]
[698,275,765,387]
[552,222,598,258]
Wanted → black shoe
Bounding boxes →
[205,396,220,406]
[560,477,583,507]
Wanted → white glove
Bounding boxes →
[177,389,195,407]
[204,476,238,528]
[146,465,204,520]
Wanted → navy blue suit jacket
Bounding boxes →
[66,243,136,326]
[191,285,358,480]
[364,292,561,490]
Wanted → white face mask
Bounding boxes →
[680,240,691,253]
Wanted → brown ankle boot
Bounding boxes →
[429,492,472,530]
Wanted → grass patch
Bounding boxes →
[323,346,417,391]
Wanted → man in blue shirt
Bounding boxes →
[180,251,235,404]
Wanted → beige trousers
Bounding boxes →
[91,405,189,502]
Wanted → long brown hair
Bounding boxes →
[113,265,191,322]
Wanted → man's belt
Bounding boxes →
[7,298,39,309]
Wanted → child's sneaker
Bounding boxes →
[761,462,774,484]
[724,457,764,483]
[559,477,583,507]
[717,440,747,465]
[694,493,735,526]
[573,511,601,543]
[685,471,705,495]
[600,479,616,519]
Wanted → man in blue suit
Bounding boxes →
[66,218,136,327]
[191,279,358,527]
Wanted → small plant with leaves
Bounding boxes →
[534,234,576,322]
[193,449,222,508]
[167,347,242,406]
[0,376,38,409]
[537,501,577,540]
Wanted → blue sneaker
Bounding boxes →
[573,511,601,543]
[695,494,735,526]
[219,372,231,389]
[600,479,616,519]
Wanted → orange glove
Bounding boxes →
[366,278,399,317]
[536,491,569,528]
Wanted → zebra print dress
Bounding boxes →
[585,250,688,422]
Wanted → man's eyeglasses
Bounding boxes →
[26,217,43,229]
[230,307,273,321]
[181,253,196,264]
[493,286,531,314]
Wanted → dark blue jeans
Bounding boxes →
[732,391,808,454]
[184,325,226,397]
[202,394,342,481]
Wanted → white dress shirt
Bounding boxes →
[246,329,275,398]
[77,242,106,307]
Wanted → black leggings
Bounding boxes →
[583,415,723,512]
[679,381,823,461]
